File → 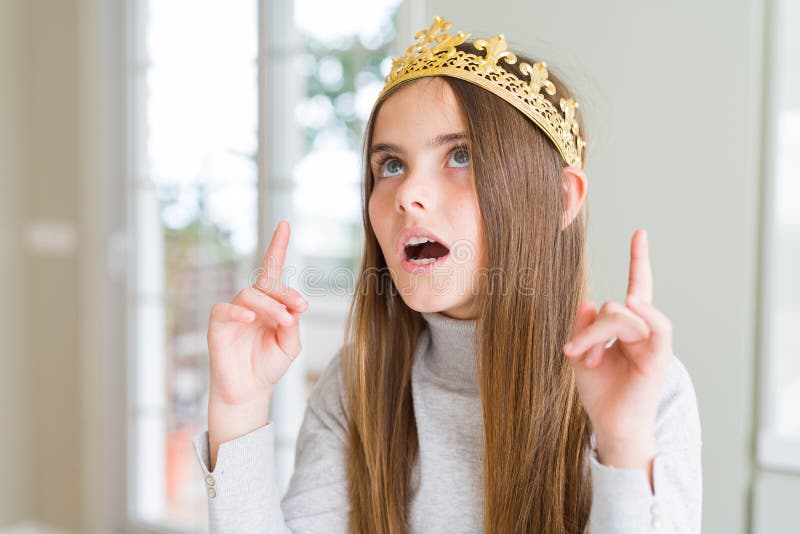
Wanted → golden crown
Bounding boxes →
[376,17,586,168]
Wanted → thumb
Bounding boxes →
[570,301,597,339]
[275,307,303,360]
[564,301,599,368]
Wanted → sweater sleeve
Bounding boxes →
[191,347,351,534]
[586,353,703,534]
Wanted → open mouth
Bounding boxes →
[404,237,450,265]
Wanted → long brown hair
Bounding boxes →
[342,42,593,533]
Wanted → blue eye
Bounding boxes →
[380,158,404,177]
[448,146,470,168]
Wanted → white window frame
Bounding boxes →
[755,0,800,474]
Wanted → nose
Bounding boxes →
[394,169,432,215]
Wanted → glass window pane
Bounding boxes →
[129,1,258,530]
[291,0,402,295]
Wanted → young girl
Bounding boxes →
[192,17,702,533]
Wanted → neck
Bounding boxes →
[419,310,478,389]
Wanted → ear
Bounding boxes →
[560,165,588,230]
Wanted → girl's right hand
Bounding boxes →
[207,220,309,410]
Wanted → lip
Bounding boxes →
[396,226,451,275]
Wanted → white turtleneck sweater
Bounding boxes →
[192,311,702,533]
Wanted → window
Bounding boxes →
[125,1,405,531]
[127,1,259,530]
[756,0,800,472]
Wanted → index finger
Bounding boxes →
[626,228,653,305]
[258,220,290,292]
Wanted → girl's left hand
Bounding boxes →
[562,229,672,471]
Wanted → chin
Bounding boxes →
[397,290,471,316]
[386,262,476,314]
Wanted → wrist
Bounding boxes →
[209,388,272,412]
[207,391,272,471]
[594,432,659,470]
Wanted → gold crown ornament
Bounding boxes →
[375,17,586,168]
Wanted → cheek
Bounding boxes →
[368,188,392,240]
[367,192,376,227]
[460,186,485,265]
[368,190,382,224]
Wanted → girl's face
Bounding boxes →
[367,77,485,320]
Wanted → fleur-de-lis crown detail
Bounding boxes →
[377,17,586,168]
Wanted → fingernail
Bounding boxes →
[563,342,575,353]
[628,295,639,307]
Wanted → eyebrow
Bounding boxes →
[369,132,469,158]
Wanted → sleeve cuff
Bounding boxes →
[192,423,275,503]
[588,448,665,532]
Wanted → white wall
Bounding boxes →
[0,0,83,531]
[423,2,764,533]
[0,0,32,525]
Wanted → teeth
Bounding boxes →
[409,257,437,265]
[405,236,435,247]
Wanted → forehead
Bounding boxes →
[371,77,466,144]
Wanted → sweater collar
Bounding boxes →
[419,311,478,389]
